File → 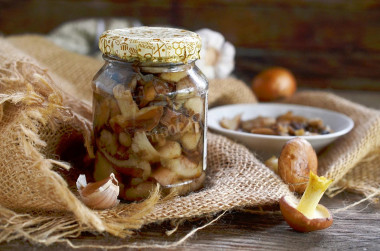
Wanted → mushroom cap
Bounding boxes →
[278,137,318,193]
[280,195,333,232]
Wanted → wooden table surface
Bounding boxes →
[1,90,379,250]
[1,192,379,250]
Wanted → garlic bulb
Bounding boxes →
[195,28,235,79]
[76,173,120,210]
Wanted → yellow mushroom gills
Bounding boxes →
[280,171,334,232]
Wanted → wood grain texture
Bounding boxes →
[1,0,380,52]
[1,192,379,250]
[1,0,380,90]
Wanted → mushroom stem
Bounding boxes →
[296,172,333,218]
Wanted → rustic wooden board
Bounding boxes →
[1,0,380,52]
[1,192,379,250]
[1,0,380,90]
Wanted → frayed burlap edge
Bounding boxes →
[0,59,164,244]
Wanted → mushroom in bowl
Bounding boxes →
[208,103,354,159]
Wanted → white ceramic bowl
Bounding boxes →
[208,103,354,160]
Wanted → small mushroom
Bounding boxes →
[100,150,151,180]
[139,81,157,107]
[124,181,156,201]
[98,129,118,156]
[175,77,197,100]
[219,114,241,131]
[119,132,132,147]
[160,71,188,82]
[151,167,179,186]
[110,105,163,132]
[156,140,182,159]
[278,137,318,193]
[160,108,191,135]
[250,127,277,135]
[131,131,160,162]
[241,116,276,132]
[161,156,202,179]
[280,171,333,232]
[180,131,201,151]
[113,84,139,119]
[264,155,278,174]
[93,97,110,130]
[183,97,204,118]
[168,171,206,196]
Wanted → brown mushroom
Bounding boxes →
[139,81,157,107]
[160,108,191,135]
[220,114,241,131]
[280,171,333,232]
[110,105,163,132]
[151,167,179,186]
[241,116,276,132]
[278,137,318,193]
[124,181,156,201]
[166,171,206,196]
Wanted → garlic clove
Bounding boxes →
[77,173,120,210]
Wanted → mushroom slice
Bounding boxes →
[184,97,204,118]
[180,131,201,151]
[160,108,191,135]
[124,181,156,201]
[264,155,278,174]
[110,106,163,132]
[156,140,182,159]
[175,77,197,99]
[160,71,188,82]
[219,114,241,131]
[101,150,151,180]
[241,116,276,132]
[131,131,160,162]
[139,81,157,108]
[119,132,132,147]
[151,167,179,186]
[93,97,110,130]
[113,84,139,119]
[280,172,333,232]
[250,128,277,135]
[168,171,206,196]
[98,129,118,156]
[161,156,202,179]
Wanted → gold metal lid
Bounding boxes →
[99,26,201,63]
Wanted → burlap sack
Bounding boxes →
[0,35,379,245]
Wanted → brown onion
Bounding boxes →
[251,67,297,101]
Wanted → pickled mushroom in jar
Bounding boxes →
[92,66,206,201]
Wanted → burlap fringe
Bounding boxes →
[0,61,163,244]
[327,148,380,204]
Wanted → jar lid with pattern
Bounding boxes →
[99,26,202,64]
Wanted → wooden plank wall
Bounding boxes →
[1,0,379,90]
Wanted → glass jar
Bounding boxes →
[92,27,208,201]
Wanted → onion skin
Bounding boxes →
[251,67,297,101]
